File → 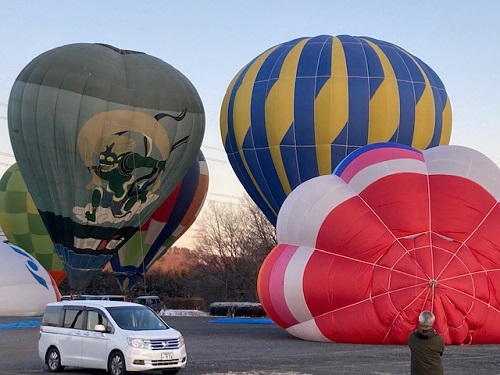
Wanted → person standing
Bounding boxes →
[408,310,444,375]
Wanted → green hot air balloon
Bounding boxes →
[0,164,66,285]
[8,43,205,290]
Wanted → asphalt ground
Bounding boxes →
[1,315,500,375]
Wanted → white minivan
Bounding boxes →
[38,300,187,375]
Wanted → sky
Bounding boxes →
[0,0,499,246]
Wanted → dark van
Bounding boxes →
[133,296,162,313]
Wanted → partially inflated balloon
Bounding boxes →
[110,151,209,290]
[0,242,61,316]
[258,143,500,345]
[221,35,452,225]
[8,43,205,290]
[0,164,66,285]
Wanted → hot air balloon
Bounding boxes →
[221,35,452,225]
[0,164,66,284]
[110,150,209,290]
[8,43,205,290]
[258,143,500,345]
[0,241,61,316]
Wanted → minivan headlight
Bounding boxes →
[179,335,185,347]
[127,337,151,349]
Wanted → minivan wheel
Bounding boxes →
[108,351,126,375]
[46,347,64,372]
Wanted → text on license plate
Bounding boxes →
[161,352,173,360]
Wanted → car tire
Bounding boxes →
[46,347,64,372]
[162,369,180,375]
[108,350,126,375]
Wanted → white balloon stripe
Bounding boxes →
[284,246,315,323]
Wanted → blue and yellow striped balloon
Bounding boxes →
[221,34,452,225]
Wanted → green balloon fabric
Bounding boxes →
[0,164,66,285]
[8,43,205,290]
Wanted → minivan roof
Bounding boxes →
[134,296,160,299]
[47,300,136,308]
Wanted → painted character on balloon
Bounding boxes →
[77,109,189,223]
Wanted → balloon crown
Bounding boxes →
[95,43,145,55]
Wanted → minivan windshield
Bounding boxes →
[106,306,169,331]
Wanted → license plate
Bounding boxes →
[161,352,173,360]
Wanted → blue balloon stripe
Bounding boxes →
[397,51,426,100]
[279,143,301,192]
[224,63,252,155]
[251,80,271,148]
[296,146,320,182]
[221,34,450,226]
[394,80,416,145]
[253,148,286,214]
[343,38,369,78]
[369,77,385,100]
[415,57,446,146]
[261,44,294,82]
[428,86,444,147]
[145,159,201,265]
[332,120,348,145]
[379,44,413,81]
[330,144,349,170]
[296,38,324,78]
[294,77,316,146]
[280,124,301,187]
[347,77,370,146]
[316,37,332,85]
[227,149,277,224]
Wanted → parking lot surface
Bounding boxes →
[1,315,500,375]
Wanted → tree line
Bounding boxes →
[59,196,277,308]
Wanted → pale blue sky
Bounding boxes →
[1,0,499,244]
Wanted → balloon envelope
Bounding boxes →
[0,241,61,316]
[8,43,205,290]
[221,34,452,225]
[0,164,66,284]
[258,143,500,345]
[110,151,209,290]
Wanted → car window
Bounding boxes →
[64,309,85,329]
[86,310,113,333]
[42,305,63,327]
[107,306,169,331]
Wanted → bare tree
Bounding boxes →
[192,196,276,301]
[60,197,277,306]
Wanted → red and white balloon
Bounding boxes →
[258,143,500,345]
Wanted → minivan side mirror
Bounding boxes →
[94,324,106,332]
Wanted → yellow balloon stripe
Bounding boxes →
[233,48,277,150]
[398,51,436,150]
[413,84,435,149]
[365,40,400,143]
[439,97,452,145]
[266,39,308,195]
[315,37,348,175]
[231,47,279,216]
[220,66,245,144]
